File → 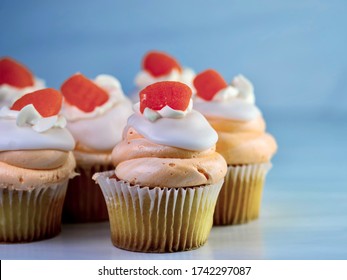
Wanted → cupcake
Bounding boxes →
[0,57,45,107]
[131,50,195,101]
[193,69,277,225]
[0,88,76,242]
[60,73,133,223]
[93,81,227,252]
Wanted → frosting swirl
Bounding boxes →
[112,80,227,187]
[0,107,75,152]
[127,108,218,152]
[231,74,255,104]
[193,72,276,164]
[0,95,76,186]
[0,152,76,190]
[204,116,276,165]
[138,99,193,122]
[61,74,133,152]
[112,128,226,188]
[217,129,277,164]
[193,74,260,121]
[194,98,262,121]
[0,150,69,170]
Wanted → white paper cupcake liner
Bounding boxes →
[63,164,111,223]
[0,180,68,243]
[213,163,272,225]
[93,170,223,253]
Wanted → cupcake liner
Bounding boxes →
[0,181,68,243]
[93,171,223,253]
[213,163,272,226]
[63,164,111,223]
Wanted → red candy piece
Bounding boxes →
[193,69,228,101]
[61,73,109,113]
[140,81,192,113]
[11,88,63,117]
[0,57,34,88]
[143,51,182,77]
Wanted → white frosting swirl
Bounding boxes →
[61,74,126,121]
[136,99,193,122]
[194,74,260,121]
[0,107,75,152]
[66,99,133,151]
[212,86,239,101]
[194,97,261,121]
[230,74,255,104]
[0,77,45,107]
[0,105,66,133]
[127,109,218,151]
[62,74,133,151]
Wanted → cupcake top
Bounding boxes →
[134,51,195,92]
[193,69,261,122]
[60,73,133,153]
[193,69,277,164]
[112,81,227,188]
[0,88,76,189]
[0,57,45,107]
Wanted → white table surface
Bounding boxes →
[1,116,346,260]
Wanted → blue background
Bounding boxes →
[1,0,346,118]
[1,0,347,260]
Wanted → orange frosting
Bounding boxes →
[112,127,227,188]
[205,116,277,165]
[0,152,76,190]
[0,150,69,170]
[207,116,266,133]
